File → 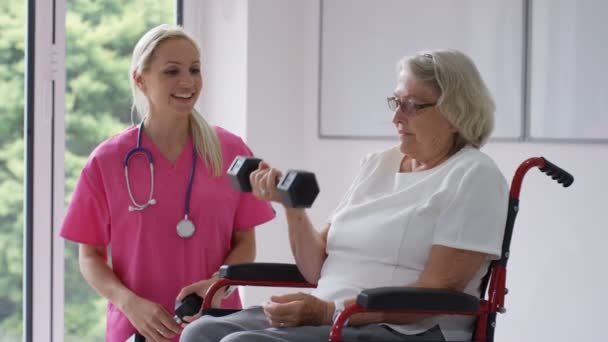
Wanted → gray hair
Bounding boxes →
[398,49,495,148]
[129,24,223,176]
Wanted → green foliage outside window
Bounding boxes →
[0,1,174,340]
[0,2,27,340]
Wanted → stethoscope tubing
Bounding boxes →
[124,122,196,216]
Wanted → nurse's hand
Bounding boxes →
[250,161,283,204]
[122,295,182,342]
[176,276,224,325]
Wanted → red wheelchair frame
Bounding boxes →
[201,157,573,341]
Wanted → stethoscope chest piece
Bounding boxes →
[177,219,195,239]
[128,122,200,239]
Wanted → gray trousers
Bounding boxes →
[179,306,445,342]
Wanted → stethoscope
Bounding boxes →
[123,122,197,238]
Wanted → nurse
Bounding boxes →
[60,24,274,342]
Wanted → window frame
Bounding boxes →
[25,0,66,340]
[24,1,183,341]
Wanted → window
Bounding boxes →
[0,1,27,341]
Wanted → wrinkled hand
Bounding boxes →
[121,295,181,342]
[250,161,284,204]
[262,292,334,328]
[175,277,223,325]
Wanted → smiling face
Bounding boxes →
[392,69,457,162]
[135,38,202,119]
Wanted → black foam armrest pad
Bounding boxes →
[219,263,310,283]
[357,287,480,312]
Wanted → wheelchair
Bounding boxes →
[200,157,574,342]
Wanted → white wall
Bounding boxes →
[185,0,249,139]
[191,1,608,340]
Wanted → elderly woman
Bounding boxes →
[180,49,508,342]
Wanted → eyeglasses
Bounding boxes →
[387,96,436,116]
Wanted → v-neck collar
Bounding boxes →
[139,131,194,170]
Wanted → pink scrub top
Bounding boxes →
[61,125,275,342]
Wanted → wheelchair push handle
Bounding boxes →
[510,157,574,199]
[539,158,574,187]
[174,293,204,324]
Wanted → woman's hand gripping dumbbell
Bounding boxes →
[227,156,320,208]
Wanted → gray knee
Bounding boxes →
[179,317,223,342]
[220,331,262,342]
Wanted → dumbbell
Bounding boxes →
[227,156,320,208]
[127,293,203,341]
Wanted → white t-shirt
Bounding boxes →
[311,145,508,341]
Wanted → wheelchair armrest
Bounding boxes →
[330,288,481,342]
[357,287,480,312]
[219,263,310,283]
[203,263,315,312]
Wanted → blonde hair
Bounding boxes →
[398,49,495,148]
[129,24,223,176]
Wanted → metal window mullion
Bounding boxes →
[52,1,66,341]
[24,0,36,340]
[177,0,184,25]
[26,0,66,341]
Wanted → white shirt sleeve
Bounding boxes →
[433,161,509,259]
